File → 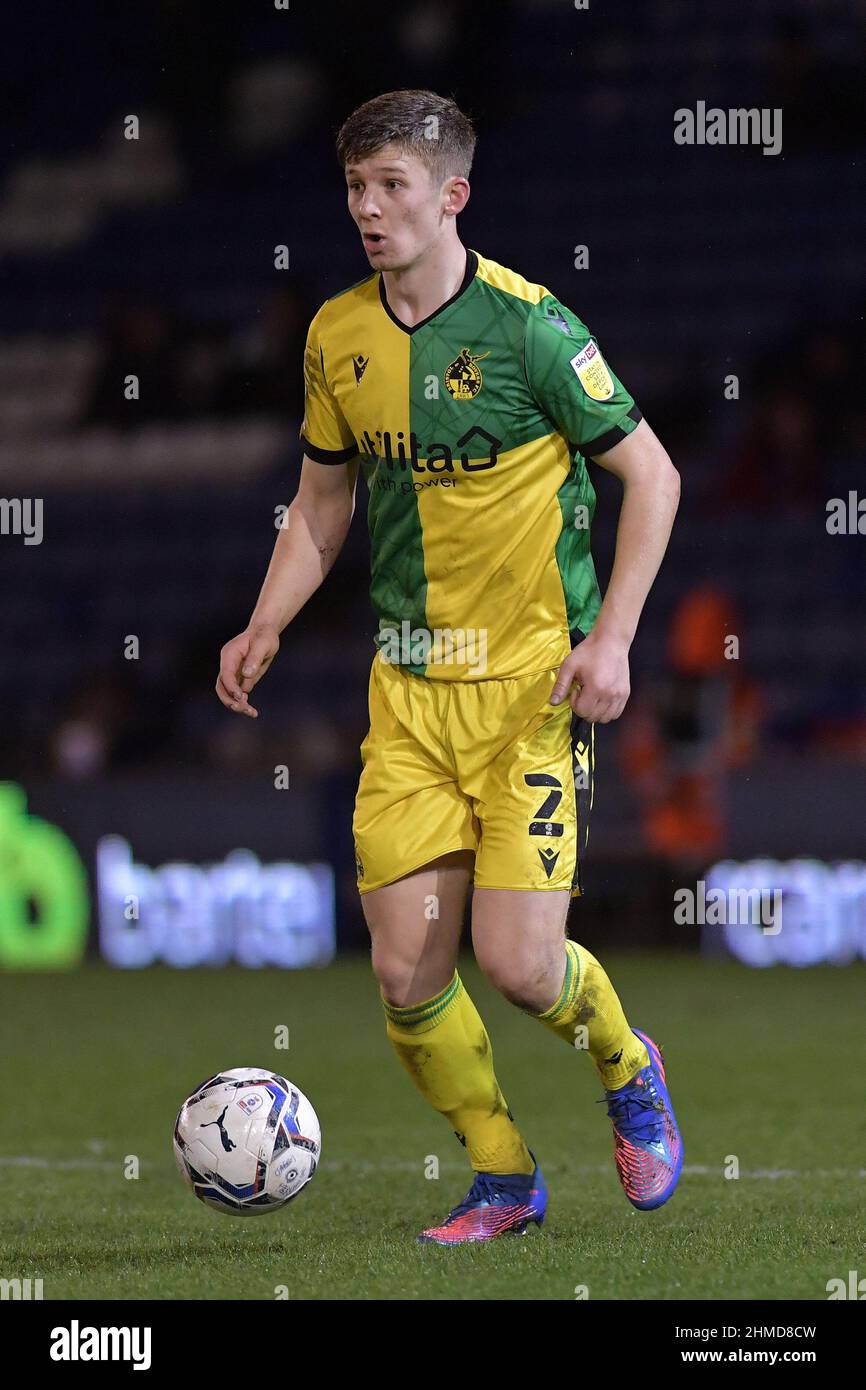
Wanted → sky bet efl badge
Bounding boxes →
[569,340,614,401]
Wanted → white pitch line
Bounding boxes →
[0,1156,120,1171]
[327,1161,866,1180]
[0,1157,863,1180]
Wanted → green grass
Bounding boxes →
[1,954,864,1300]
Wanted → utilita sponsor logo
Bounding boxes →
[359,426,501,473]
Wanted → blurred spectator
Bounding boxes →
[769,16,866,152]
[718,386,818,514]
[82,300,183,429]
[82,287,311,427]
[620,586,762,866]
[217,287,308,420]
[50,672,140,778]
[156,0,243,172]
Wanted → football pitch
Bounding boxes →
[2,953,863,1301]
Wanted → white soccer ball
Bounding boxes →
[173,1067,321,1216]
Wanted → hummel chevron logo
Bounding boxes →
[353,354,369,384]
[538,847,560,878]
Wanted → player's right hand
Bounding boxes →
[215,624,280,718]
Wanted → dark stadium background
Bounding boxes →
[2,0,866,1316]
[1,0,864,962]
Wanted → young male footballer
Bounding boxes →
[217,90,683,1244]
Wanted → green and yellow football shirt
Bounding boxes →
[299,248,641,681]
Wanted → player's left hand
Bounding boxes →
[549,629,631,722]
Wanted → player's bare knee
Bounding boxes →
[476,950,554,1012]
[369,937,410,998]
[370,937,453,1008]
[475,950,536,1006]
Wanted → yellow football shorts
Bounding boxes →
[352,654,595,896]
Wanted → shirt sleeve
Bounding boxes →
[523,296,642,457]
[298,313,358,465]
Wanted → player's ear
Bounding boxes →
[443,176,470,215]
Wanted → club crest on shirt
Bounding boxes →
[569,341,614,401]
[444,347,489,400]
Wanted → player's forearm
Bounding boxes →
[248,493,352,634]
[593,459,680,648]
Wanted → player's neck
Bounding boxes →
[381,239,468,329]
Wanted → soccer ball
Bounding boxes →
[173,1067,321,1216]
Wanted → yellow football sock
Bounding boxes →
[531,940,649,1089]
[382,972,534,1176]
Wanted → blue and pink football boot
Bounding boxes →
[601,1028,683,1210]
[417,1028,682,1242]
[417,1153,547,1245]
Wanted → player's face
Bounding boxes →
[345,145,457,270]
